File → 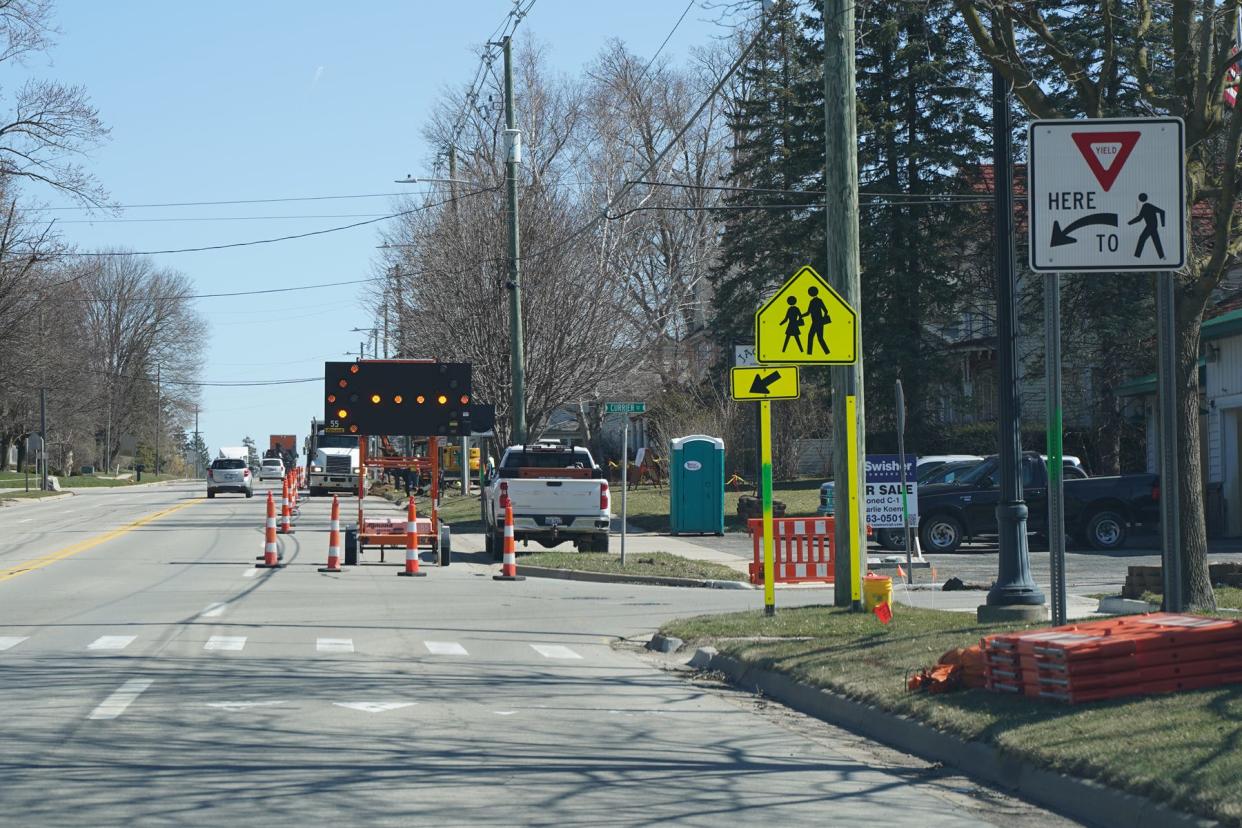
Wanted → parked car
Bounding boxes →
[206,458,253,499]
[818,454,984,517]
[259,457,285,481]
[916,452,1159,552]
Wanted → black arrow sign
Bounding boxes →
[1050,212,1119,247]
[749,370,783,395]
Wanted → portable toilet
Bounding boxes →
[669,435,725,535]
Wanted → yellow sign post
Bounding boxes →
[759,399,776,615]
[730,366,799,401]
[755,265,857,365]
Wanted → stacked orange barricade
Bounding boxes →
[982,613,1242,703]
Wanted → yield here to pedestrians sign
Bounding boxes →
[755,265,857,364]
[1029,117,1185,272]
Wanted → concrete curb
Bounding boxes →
[696,648,1218,828]
[0,491,74,507]
[516,565,753,590]
[1098,596,1160,614]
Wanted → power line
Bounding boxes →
[639,0,696,81]
[54,186,497,257]
[55,276,381,303]
[446,0,538,153]
[46,213,392,224]
[37,191,421,212]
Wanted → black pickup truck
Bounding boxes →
[917,453,1160,553]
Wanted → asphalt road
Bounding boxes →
[0,481,1074,826]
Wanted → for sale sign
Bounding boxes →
[864,454,917,529]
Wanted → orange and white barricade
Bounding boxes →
[747,517,835,585]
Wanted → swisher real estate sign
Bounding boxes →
[864,455,917,529]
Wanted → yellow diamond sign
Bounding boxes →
[754,265,857,365]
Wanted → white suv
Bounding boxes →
[207,458,253,498]
[259,458,285,481]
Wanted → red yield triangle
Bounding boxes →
[1071,131,1140,192]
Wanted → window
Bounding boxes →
[212,459,245,470]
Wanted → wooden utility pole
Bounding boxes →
[824,0,866,608]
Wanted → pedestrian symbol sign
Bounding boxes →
[1029,117,1185,272]
[730,365,800,401]
[754,266,857,365]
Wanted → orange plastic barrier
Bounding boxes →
[747,517,835,585]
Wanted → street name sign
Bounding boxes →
[730,366,800,401]
[1029,117,1185,272]
[754,265,857,364]
[605,402,646,414]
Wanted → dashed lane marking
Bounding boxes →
[0,498,201,583]
[531,644,583,660]
[88,678,153,720]
[200,603,228,619]
[316,638,354,653]
[424,641,468,656]
[0,636,29,651]
[88,635,136,651]
[204,636,246,652]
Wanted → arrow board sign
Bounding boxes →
[730,366,800,401]
[1028,117,1185,272]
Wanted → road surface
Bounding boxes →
[0,482,1073,826]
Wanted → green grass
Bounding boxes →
[370,483,485,532]
[662,603,1242,826]
[620,478,823,533]
[519,550,745,581]
[0,490,64,500]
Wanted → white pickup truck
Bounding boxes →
[482,444,611,559]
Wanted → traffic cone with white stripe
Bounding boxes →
[397,496,426,577]
[279,477,295,534]
[256,491,283,568]
[493,492,524,581]
[318,495,344,573]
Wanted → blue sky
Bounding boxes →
[32,1,738,456]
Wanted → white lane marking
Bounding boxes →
[424,641,468,656]
[17,518,33,523]
[200,603,228,618]
[531,644,583,660]
[242,568,260,578]
[333,702,415,713]
[0,636,29,651]
[88,635,136,651]
[494,711,517,716]
[88,678,153,720]
[205,700,285,710]
[317,638,354,653]
[204,636,246,651]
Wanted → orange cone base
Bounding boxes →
[397,570,427,577]
[317,566,342,573]
[493,574,526,581]
[256,562,285,569]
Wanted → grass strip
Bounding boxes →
[662,603,1242,826]
[521,550,745,582]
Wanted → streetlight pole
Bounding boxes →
[979,68,1045,622]
[155,364,161,478]
[501,35,527,444]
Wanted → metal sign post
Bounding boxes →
[621,416,628,567]
[1157,273,1184,610]
[895,381,912,585]
[1045,273,1067,625]
[759,400,776,615]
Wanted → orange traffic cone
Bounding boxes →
[257,491,283,568]
[397,496,426,577]
[319,495,344,573]
[493,492,524,581]
[279,477,294,534]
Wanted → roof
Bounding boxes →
[1116,359,1207,397]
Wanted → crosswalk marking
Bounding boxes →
[531,644,583,660]
[88,635,136,651]
[88,678,153,720]
[424,641,468,656]
[0,636,28,651]
[317,638,354,653]
[204,636,246,652]
[200,602,228,618]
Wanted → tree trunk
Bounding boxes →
[0,434,11,471]
[1176,291,1214,610]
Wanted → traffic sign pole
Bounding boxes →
[895,381,913,586]
[621,416,628,567]
[846,395,862,606]
[760,400,776,616]
[1157,273,1184,611]
[1045,273,1067,625]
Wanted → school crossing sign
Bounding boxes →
[754,265,857,365]
[1029,117,1186,272]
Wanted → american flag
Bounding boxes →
[1227,13,1242,107]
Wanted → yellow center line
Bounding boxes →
[0,497,203,583]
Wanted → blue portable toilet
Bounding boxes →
[669,435,725,535]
